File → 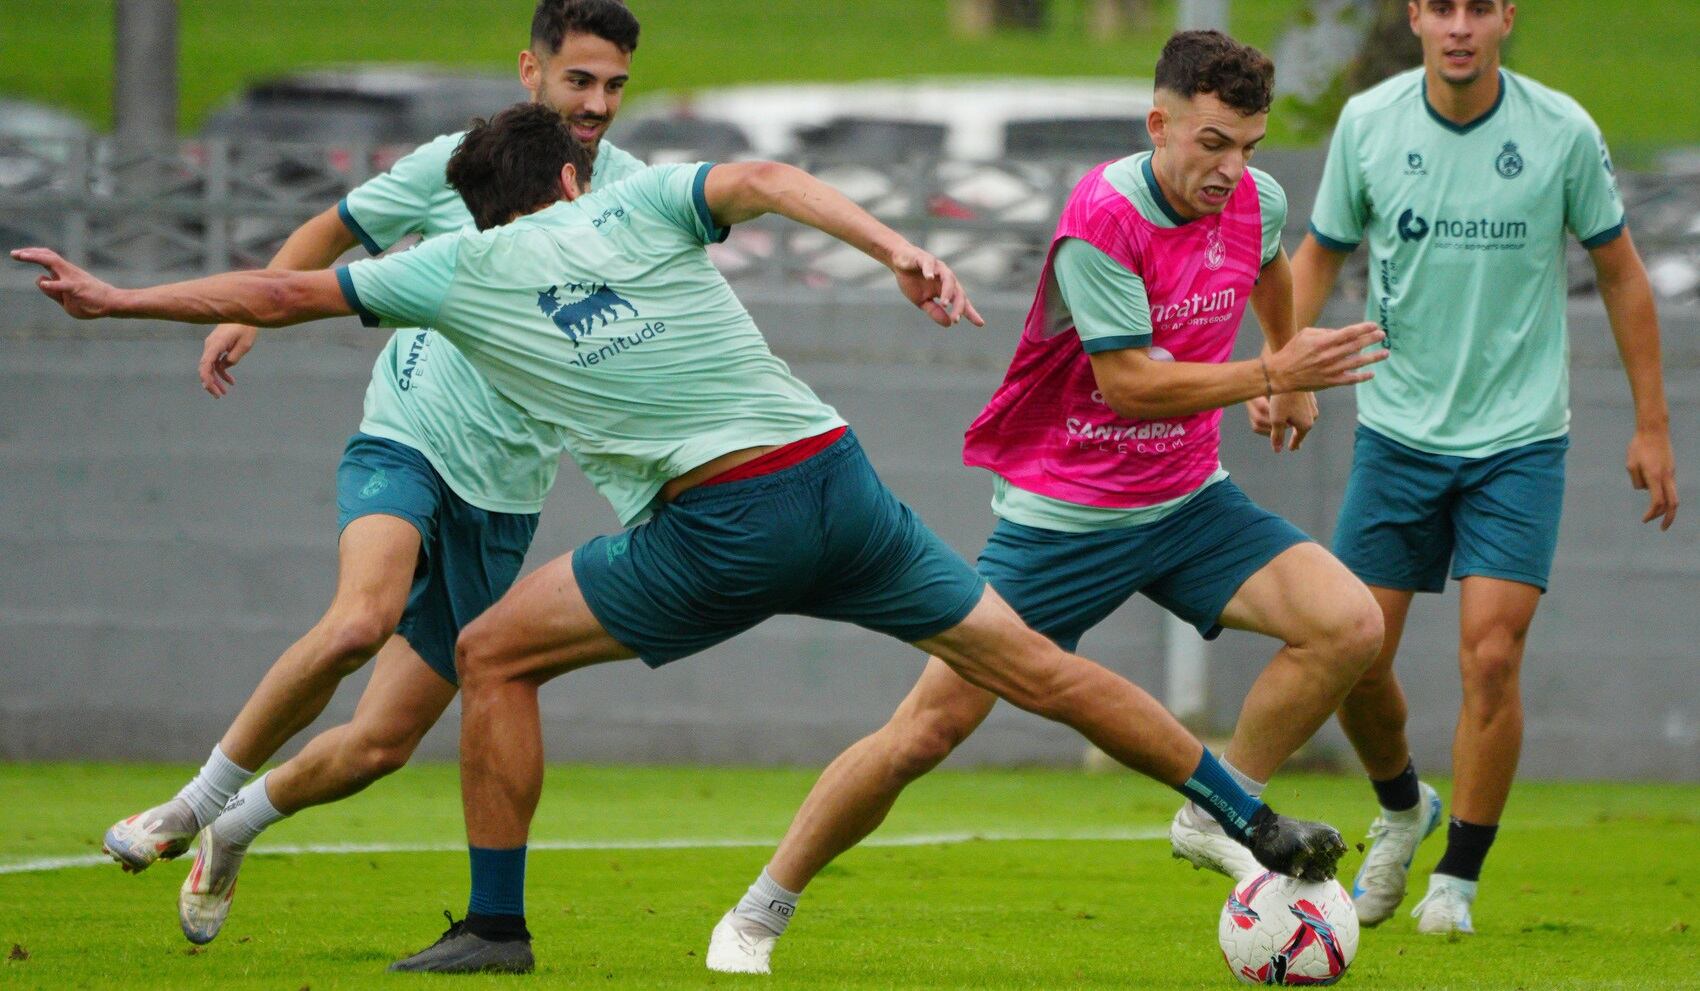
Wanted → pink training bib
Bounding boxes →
[963,160,1264,508]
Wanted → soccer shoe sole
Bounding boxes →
[1352,784,1445,927]
[706,910,777,974]
[1248,812,1347,883]
[102,814,193,874]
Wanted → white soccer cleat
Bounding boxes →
[102,798,198,873]
[1412,873,1477,935]
[1351,781,1444,926]
[178,825,250,945]
[1170,801,1264,882]
[706,909,780,975]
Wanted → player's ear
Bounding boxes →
[1146,104,1166,150]
[559,163,583,201]
[519,48,542,96]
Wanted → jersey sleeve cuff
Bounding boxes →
[1307,223,1359,254]
[335,266,381,328]
[1580,217,1627,250]
[337,199,385,256]
[692,163,731,244]
[1080,333,1153,354]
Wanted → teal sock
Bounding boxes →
[1175,749,1264,843]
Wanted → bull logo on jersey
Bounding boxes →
[1397,208,1430,242]
[1204,223,1226,271]
[1496,141,1525,179]
[536,282,639,348]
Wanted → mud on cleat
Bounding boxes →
[389,911,535,974]
[1244,805,1347,883]
[102,798,199,874]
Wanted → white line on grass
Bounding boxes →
[0,828,1167,876]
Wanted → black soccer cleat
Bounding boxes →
[388,911,535,975]
[1245,806,1348,883]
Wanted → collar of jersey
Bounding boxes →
[1421,69,1506,135]
[1140,153,1194,226]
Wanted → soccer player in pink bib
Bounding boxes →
[707,31,1391,974]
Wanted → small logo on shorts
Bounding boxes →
[360,470,388,499]
[1495,141,1524,179]
[605,533,630,563]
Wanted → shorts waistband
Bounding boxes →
[669,429,862,509]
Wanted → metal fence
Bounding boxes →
[5,135,1700,301]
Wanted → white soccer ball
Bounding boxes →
[1218,871,1359,985]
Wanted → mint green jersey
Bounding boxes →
[340,163,847,525]
[1310,68,1625,457]
[339,134,646,512]
[992,152,1283,533]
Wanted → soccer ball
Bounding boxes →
[1218,871,1359,985]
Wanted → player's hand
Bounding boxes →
[889,244,985,329]
[200,323,260,398]
[1627,426,1678,530]
[1246,396,1273,436]
[1267,391,1318,452]
[1266,322,1386,393]
[10,247,122,319]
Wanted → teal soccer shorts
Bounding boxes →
[336,433,539,684]
[571,430,986,666]
[1332,425,1568,593]
[975,478,1312,650]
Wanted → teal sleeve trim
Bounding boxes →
[1308,223,1358,253]
[1580,218,1627,250]
[335,267,380,328]
[691,163,731,244]
[337,199,384,256]
[1080,333,1152,354]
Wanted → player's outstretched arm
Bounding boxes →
[202,205,359,396]
[1590,229,1678,529]
[12,248,352,328]
[701,161,984,329]
[1088,321,1386,423]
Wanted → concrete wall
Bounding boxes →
[3,287,1697,779]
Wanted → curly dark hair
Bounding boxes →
[1153,30,1275,116]
[446,103,594,231]
[531,0,640,56]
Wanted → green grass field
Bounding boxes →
[1,0,1697,154]
[3,763,1697,989]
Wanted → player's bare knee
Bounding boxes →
[887,709,973,780]
[352,735,416,782]
[1336,599,1385,674]
[317,609,396,673]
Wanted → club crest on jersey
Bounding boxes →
[536,281,638,348]
[1204,224,1226,271]
[1405,151,1426,175]
[1495,141,1524,179]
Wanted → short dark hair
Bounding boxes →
[1153,30,1275,116]
[531,0,640,55]
[446,103,594,230]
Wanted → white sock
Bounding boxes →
[211,772,287,847]
[733,868,801,935]
[1190,758,1265,823]
[175,745,254,829]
